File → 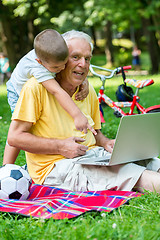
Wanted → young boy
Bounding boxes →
[3,29,96,164]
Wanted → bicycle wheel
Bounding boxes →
[146,108,160,113]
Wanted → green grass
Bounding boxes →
[0,85,25,166]
[0,70,160,239]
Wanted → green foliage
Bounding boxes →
[3,0,157,38]
[0,0,160,73]
[50,9,86,32]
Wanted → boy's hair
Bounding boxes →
[62,30,93,52]
[34,29,68,63]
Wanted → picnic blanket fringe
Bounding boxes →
[0,184,141,219]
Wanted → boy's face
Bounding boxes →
[40,57,68,73]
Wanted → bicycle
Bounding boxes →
[89,64,160,123]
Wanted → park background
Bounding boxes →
[0,0,160,239]
[0,0,160,73]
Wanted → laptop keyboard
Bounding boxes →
[95,159,110,162]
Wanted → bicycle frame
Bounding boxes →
[90,64,160,122]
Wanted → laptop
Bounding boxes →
[74,112,160,166]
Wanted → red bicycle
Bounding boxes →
[89,64,160,122]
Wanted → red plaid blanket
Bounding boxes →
[0,184,141,219]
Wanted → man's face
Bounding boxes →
[60,38,92,87]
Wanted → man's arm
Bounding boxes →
[94,129,115,153]
[7,120,88,158]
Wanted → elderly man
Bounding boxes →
[5,30,160,193]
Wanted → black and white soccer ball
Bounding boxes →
[0,164,31,200]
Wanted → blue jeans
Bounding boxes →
[6,80,19,114]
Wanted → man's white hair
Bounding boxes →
[62,30,93,52]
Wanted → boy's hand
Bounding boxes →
[87,123,97,135]
[74,113,97,135]
[75,78,89,101]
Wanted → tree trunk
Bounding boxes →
[27,19,34,50]
[90,26,98,50]
[104,20,114,67]
[142,17,160,73]
[0,1,17,68]
[0,20,17,69]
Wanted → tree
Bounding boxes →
[0,0,17,67]
[0,0,159,72]
[83,0,160,72]
[0,0,51,67]
[138,0,160,73]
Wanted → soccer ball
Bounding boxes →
[0,164,31,200]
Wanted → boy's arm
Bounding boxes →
[42,79,96,135]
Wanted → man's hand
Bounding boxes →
[7,120,88,158]
[104,139,115,153]
[59,137,88,158]
[94,129,115,153]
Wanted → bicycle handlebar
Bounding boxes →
[89,64,132,80]
[122,65,132,70]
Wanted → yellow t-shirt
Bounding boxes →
[12,77,101,184]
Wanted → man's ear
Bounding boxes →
[35,58,42,65]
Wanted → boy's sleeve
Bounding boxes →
[30,64,56,83]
